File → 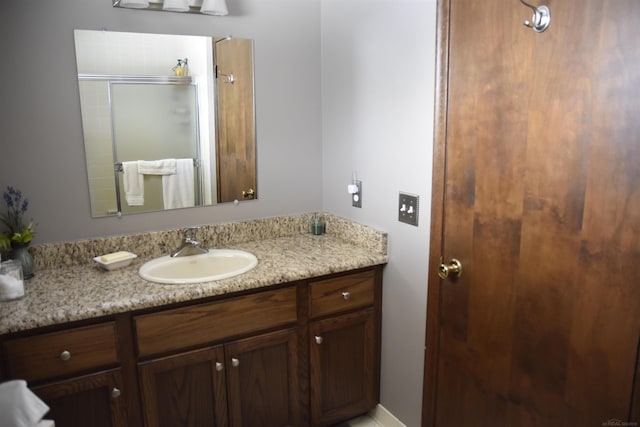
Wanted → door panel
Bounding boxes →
[215,38,256,203]
[310,310,376,427]
[138,346,228,427]
[225,328,299,427]
[33,369,127,427]
[425,0,640,426]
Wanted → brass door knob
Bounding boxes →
[438,258,462,279]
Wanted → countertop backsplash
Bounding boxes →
[29,213,387,271]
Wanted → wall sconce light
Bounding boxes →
[118,0,150,8]
[113,0,229,15]
[200,0,228,15]
[163,0,189,12]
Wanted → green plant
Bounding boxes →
[0,186,36,249]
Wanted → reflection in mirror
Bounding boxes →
[73,30,256,218]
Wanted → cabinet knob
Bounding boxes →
[215,362,224,372]
[315,335,323,344]
[60,350,71,361]
[111,388,121,399]
[342,291,351,300]
[231,357,240,367]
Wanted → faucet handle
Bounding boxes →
[182,226,200,240]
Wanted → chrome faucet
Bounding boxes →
[171,227,208,257]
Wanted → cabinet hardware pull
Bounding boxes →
[231,358,240,367]
[215,362,224,372]
[315,335,323,344]
[60,350,71,361]
[342,291,351,300]
[111,388,121,398]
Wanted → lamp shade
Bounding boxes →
[163,0,189,12]
[200,0,228,15]
[120,0,150,8]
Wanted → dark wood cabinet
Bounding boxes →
[138,346,229,426]
[310,310,377,426]
[138,328,299,427]
[226,328,299,427]
[307,269,382,427]
[31,369,127,427]
[0,266,383,427]
[1,322,128,426]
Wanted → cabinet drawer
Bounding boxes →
[309,270,376,319]
[3,322,118,383]
[135,286,297,358]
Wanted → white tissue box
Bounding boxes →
[93,251,137,271]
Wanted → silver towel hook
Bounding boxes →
[519,0,551,33]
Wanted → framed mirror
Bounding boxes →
[73,29,256,217]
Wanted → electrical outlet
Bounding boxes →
[351,180,362,208]
[398,192,419,226]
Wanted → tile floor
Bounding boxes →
[345,415,383,426]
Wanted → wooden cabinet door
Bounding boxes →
[225,328,299,427]
[32,369,127,427]
[138,346,229,427]
[309,310,376,427]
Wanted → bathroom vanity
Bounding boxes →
[0,214,388,427]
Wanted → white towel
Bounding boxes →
[122,161,144,206]
[138,159,177,175]
[0,380,50,427]
[162,158,195,209]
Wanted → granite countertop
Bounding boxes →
[0,214,388,335]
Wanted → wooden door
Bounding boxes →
[215,38,257,203]
[310,310,376,427]
[225,328,299,427]
[138,346,229,427]
[424,1,640,426]
[33,369,127,427]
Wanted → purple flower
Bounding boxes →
[1,186,36,244]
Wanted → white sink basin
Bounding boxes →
[139,249,258,284]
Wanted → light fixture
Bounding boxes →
[163,0,189,12]
[118,0,150,8]
[113,0,228,15]
[200,0,228,15]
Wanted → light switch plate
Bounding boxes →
[398,192,419,226]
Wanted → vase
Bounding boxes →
[10,242,34,280]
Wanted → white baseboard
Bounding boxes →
[369,404,407,427]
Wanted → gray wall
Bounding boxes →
[321,1,436,426]
[0,0,323,243]
[1,0,436,425]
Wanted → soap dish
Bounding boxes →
[93,251,137,271]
